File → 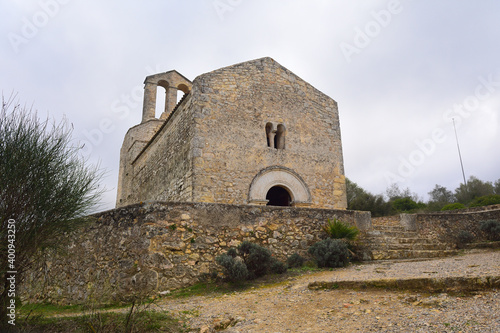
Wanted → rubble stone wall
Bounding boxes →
[22,202,369,305]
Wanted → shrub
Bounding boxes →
[441,203,466,211]
[238,241,274,279]
[0,97,104,321]
[215,254,248,282]
[269,260,288,274]
[308,238,351,268]
[456,230,474,247]
[216,241,287,282]
[479,220,500,241]
[392,197,420,212]
[287,253,306,268]
[322,218,359,242]
[469,194,500,208]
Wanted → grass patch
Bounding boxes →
[13,300,189,333]
[170,281,248,298]
[17,309,187,332]
[19,302,127,318]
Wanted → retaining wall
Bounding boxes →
[21,202,369,305]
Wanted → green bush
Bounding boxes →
[392,197,420,212]
[441,203,466,211]
[287,253,306,268]
[469,194,500,208]
[479,220,500,241]
[308,238,351,268]
[216,241,287,282]
[269,260,288,274]
[456,230,474,247]
[322,218,359,241]
[215,254,248,282]
[238,241,274,279]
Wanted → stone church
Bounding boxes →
[116,57,347,209]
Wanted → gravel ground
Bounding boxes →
[159,251,500,332]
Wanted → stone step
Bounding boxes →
[362,236,436,245]
[371,249,459,260]
[383,243,450,251]
[372,225,406,231]
[362,240,450,251]
[367,230,419,238]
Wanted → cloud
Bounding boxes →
[1,0,499,210]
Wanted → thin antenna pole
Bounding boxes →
[452,118,467,189]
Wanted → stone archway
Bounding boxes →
[266,186,292,206]
[248,166,312,207]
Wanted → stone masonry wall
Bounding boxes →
[22,202,369,305]
[190,58,347,209]
[415,206,500,243]
[130,96,196,204]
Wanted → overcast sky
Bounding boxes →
[1,0,499,211]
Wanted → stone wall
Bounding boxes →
[22,202,369,305]
[372,216,400,227]
[130,95,196,204]
[190,58,347,209]
[372,205,500,243]
[414,206,500,243]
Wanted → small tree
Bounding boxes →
[0,96,104,322]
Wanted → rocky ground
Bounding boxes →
[157,251,500,332]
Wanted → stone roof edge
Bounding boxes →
[193,57,337,105]
[143,69,192,84]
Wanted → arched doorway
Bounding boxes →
[266,186,291,206]
[248,166,312,207]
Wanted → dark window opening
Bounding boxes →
[266,122,273,148]
[266,186,291,206]
[265,122,286,150]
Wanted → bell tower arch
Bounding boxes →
[141,71,192,123]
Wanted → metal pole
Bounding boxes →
[452,118,467,189]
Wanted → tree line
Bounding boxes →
[346,176,500,217]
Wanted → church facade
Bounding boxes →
[116,57,347,209]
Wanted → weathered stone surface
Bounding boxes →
[21,201,368,305]
[116,57,347,209]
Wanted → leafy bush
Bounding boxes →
[308,238,351,268]
[479,220,500,241]
[287,253,306,268]
[216,241,287,282]
[392,197,425,212]
[322,218,359,241]
[215,254,248,282]
[469,194,500,208]
[456,230,474,247]
[269,260,288,274]
[238,241,274,279]
[441,203,466,211]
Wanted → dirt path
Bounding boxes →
[156,251,500,332]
